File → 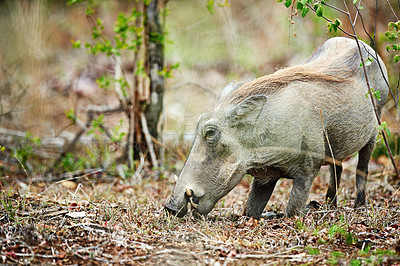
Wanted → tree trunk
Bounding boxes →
[145,0,164,141]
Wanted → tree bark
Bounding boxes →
[145,0,164,141]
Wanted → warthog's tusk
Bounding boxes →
[173,174,178,183]
[189,197,199,209]
[185,186,192,197]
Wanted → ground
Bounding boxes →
[1,161,400,265]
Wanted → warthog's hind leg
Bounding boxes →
[325,164,343,207]
[355,138,375,208]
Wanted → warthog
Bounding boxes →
[165,37,388,218]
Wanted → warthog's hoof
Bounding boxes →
[260,212,284,220]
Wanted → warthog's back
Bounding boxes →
[229,37,388,161]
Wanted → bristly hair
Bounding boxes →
[229,65,351,104]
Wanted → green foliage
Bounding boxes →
[358,244,371,255]
[296,219,306,231]
[206,0,230,14]
[385,21,400,63]
[87,115,105,138]
[61,152,86,172]
[378,121,391,137]
[111,119,126,142]
[327,18,342,33]
[158,62,180,78]
[96,75,111,90]
[0,145,5,152]
[327,251,344,265]
[327,217,356,245]
[13,132,41,171]
[65,109,78,124]
[71,39,81,49]
[365,87,381,101]
[306,246,320,255]
[360,56,373,68]
[1,190,16,221]
[349,259,361,266]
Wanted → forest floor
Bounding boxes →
[1,160,400,265]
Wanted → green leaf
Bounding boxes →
[301,7,309,17]
[284,0,292,8]
[353,0,358,4]
[374,90,381,101]
[206,0,215,14]
[365,56,373,67]
[65,109,77,122]
[316,5,323,17]
[296,2,303,10]
[395,55,400,63]
[0,146,5,152]
[71,39,81,49]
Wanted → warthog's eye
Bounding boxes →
[204,125,219,145]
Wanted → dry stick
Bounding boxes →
[317,108,339,205]
[141,112,158,168]
[343,0,400,179]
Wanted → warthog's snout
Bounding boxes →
[165,186,203,217]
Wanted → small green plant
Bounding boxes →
[349,259,361,266]
[306,246,320,255]
[327,251,345,265]
[13,132,42,174]
[327,217,357,245]
[61,153,86,172]
[296,219,306,231]
[111,119,126,143]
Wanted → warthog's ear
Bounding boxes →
[229,95,266,125]
[219,81,244,101]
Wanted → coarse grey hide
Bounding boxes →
[165,37,389,219]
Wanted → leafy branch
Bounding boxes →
[277,0,400,178]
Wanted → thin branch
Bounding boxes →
[387,0,399,21]
[319,1,348,15]
[305,3,355,38]
[343,0,400,178]
[165,81,217,97]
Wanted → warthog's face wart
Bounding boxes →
[165,91,267,217]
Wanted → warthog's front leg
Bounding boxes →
[286,176,314,217]
[244,178,278,219]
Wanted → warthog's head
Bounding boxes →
[165,82,267,217]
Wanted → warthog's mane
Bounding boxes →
[229,65,351,103]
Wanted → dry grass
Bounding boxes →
[1,167,399,265]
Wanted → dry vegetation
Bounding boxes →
[1,0,400,265]
[1,165,400,265]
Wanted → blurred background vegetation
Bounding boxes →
[0,0,399,179]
